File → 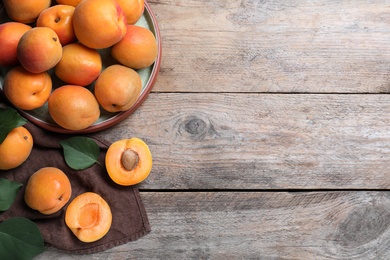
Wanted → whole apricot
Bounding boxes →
[17,27,63,74]
[24,167,72,215]
[116,0,144,25]
[0,22,32,67]
[4,66,52,110]
[3,0,51,24]
[111,25,158,70]
[72,0,127,49]
[55,43,102,86]
[36,5,77,46]
[0,127,33,170]
[94,64,141,112]
[48,85,100,131]
[105,138,152,186]
[65,192,112,243]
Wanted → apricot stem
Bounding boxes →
[121,149,139,171]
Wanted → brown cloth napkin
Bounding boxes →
[0,120,151,254]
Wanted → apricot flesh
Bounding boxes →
[24,167,72,215]
[65,192,112,243]
[105,138,152,186]
[0,126,33,170]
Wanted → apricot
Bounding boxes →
[3,0,51,24]
[94,64,141,112]
[72,0,127,49]
[55,0,83,7]
[105,138,152,186]
[3,66,52,110]
[116,0,145,25]
[111,25,158,70]
[17,27,63,74]
[0,127,33,170]
[0,22,32,67]
[36,5,77,46]
[54,43,102,86]
[65,192,112,243]
[48,85,100,131]
[24,167,72,215]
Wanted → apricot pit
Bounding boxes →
[105,138,152,186]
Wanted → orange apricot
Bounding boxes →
[94,64,141,112]
[3,0,51,24]
[65,192,112,243]
[48,85,100,131]
[0,126,33,170]
[3,65,52,110]
[24,167,72,215]
[111,25,158,70]
[55,43,102,86]
[55,0,83,7]
[105,138,152,186]
[0,22,32,67]
[116,0,144,25]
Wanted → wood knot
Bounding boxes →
[333,206,390,247]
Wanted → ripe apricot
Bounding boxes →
[17,27,63,74]
[3,66,52,110]
[105,138,152,186]
[0,22,32,67]
[65,192,112,243]
[111,25,158,70]
[3,0,51,24]
[55,0,83,7]
[0,127,33,170]
[48,85,100,131]
[116,0,144,25]
[55,43,102,86]
[36,4,77,46]
[94,64,141,112]
[72,0,127,49]
[24,167,72,215]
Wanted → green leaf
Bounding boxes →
[0,107,28,144]
[0,217,45,260]
[59,136,100,170]
[0,178,23,211]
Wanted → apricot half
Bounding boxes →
[65,192,112,243]
[105,138,152,186]
[24,167,72,215]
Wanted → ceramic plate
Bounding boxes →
[0,1,161,134]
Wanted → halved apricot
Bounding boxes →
[65,192,112,243]
[105,138,152,186]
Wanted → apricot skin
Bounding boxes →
[24,167,72,215]
[105,138,152,186]
[65,192,112,243]
[0,126,33,170]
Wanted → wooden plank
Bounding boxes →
[97,93,390,190]
[36,191,390,259]
[149,0,390,93]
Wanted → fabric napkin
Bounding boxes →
[0,102,151,254]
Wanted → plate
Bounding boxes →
[0,1,162,134]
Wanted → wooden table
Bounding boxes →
[37,0,390,259]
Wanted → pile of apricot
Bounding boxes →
[0,0,156,243]
[0,126,152,242]
[0,0,158,131]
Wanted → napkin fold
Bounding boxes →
[0,112,151,254]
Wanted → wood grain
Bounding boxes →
[97,93,390,190]
[150,0,390,93]
[36,191,390,259]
